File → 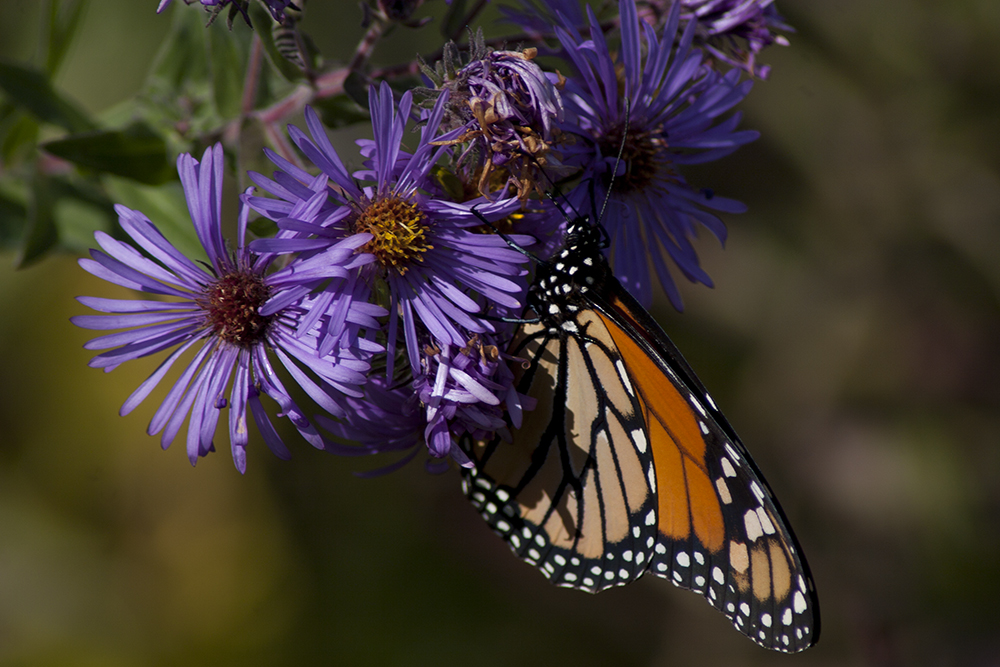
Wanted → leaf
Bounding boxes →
[0,189,28,250]
[41,123,175,186]
[0,60,94,133]
[343,70,371,111]
[18,171,59,267]
[311,94,370,130]
[146,6,210,96]
[45,0,89,77]
[207,18,246,119]
[1,111,40,165]
[441,0,468,40]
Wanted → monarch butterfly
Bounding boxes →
[459,215,820,652]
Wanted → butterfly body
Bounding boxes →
[461,216,819,652]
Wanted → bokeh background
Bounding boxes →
[2,1,1000,665]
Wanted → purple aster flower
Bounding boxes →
[247,83,533,379]
[319,334,536,472]
[72,144,380,473]
[420,31,564,200]
[640,0,792,78]
[414,334,535,468]
[556,0,759,309]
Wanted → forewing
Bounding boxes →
[597,292,819,653]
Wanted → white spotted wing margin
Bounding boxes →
[459,315,662,593]
[588,281,820,653]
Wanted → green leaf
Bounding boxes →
[207,19,246,119]
[1,111,40,165]
[53,196,110,253]
[146,6,210,96]
[41,123,175,186]
[0,189,28,250]
[105,177,205,263]
[311,94,370,130]
[0,60,94,133]
[18,171,59,267]
[343,70,371,111]
[441,0,468,40]
[45,0,89,77]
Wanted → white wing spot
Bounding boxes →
[721,457,737,478]
[695,575,705,587]
[554,554,566,566]
[561,320,579,333]
[694,552,705,565]
[751,481,765,501]
[495,488,510,502]
[655,543,667,555]
[496,520,510,532]
[583,577,594,586]
[475,478,491,490]
[691,398,708,417]
[676,552,690,567]
[715,478,732,504]
[762,613,772,627]
[528,549,540,560]
[645,510,656,526]
[794,591,807,613]
[725,443,741,461]
[673,571,683,583]
[782,608,793,625]
[631,428,646,453]
[604,571,615,580]
[564,572,577,582]
[623,551,633,562]
[656,562,667,572]
[740,602,751,617]
[616,360,635,396]
[713,567,725,584]
[646,537,654,548]
[636,552,645,565]
[705,394,718,411]
[590,566,602,575]
[726,602,735,613]
[472,491,486,503]
[647,466,657,493]
[619,569,630,579]
[485,502,498,515]
[744,509,764,542]
[757,507,776,534]
[510,535,521,548]
[699,421,709,435]
[535,534,546,547]
[633,526,641,537]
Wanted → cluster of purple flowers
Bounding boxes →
[75,0,788,472]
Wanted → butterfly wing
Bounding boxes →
[460,222,818,653]
[463,311,660,591]
[592,285,820,652]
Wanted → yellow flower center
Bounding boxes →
[354,196,432,274]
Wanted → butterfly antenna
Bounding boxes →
[469,205,539,262]
[596,97,631,226]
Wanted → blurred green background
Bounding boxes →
[2,0,1000,665]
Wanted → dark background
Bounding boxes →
[1,1,999,665]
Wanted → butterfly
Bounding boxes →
[458,214,820,653]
